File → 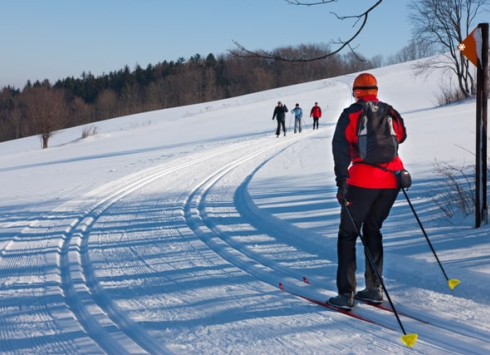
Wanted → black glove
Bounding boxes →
[336,181,349,206]
[272,117,274,120]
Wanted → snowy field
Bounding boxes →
[1,57,489,354]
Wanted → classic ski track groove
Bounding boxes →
[182,138,490,354]
[2,129,490,353]
[307,273,490,342]
[0,136,297,354]
[57,137,290,354]
[299,275,490,346]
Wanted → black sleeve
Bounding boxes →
[332,109,352,187]
[389,106,407,144]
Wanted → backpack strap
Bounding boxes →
[352,160,395,174]
[353,161,411,189]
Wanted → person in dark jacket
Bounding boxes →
[272,101,288,137]
[310,102,322,129]
[328,73,407,310]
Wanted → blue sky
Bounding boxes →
[0,0,440,88]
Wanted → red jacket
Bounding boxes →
[310,105,322,118]
[332,95,407,189]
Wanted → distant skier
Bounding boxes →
[272,101,288,137]
[291,103,303,133]
[310,102,322,129]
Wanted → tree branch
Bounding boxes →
[285,0,338,5]
[229,0,383,62]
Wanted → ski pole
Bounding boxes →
[344,205,418,348]
[400,188,461,290]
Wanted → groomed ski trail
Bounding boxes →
[1,127,490,354]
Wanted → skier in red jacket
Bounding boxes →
[328,73,407,310]
[310,102,322,129]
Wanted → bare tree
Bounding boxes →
[385,40,437,66]
[8,104,22,139]
[95,88,119,120]
[408,0,488,98]
[146,79,170,111]
[0,88,23,140]
[230,0,383,62]
[21,86,68,149]
[69,95,93,125]
[120,82,142,116]
[341,51,373,73]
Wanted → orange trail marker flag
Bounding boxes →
[458,27,483,67]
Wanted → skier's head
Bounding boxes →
[352,73,378,99]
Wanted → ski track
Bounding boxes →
[1,130,490,354]
[181,134,490,354]
[1,139,266,354]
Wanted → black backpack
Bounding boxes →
[357,101,399,164]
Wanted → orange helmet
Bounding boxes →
[352,73,378,99]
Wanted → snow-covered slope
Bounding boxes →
[0,57,488,354]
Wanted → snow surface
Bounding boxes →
[1,57,489,355]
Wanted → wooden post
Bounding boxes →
[480,23,488,226]
[475,23,489,228]
[462,23,489,228]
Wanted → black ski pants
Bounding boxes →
[276,118,286,136]
[336,185,399,295]
[313,117,319,129]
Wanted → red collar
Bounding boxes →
[357,95,378,102]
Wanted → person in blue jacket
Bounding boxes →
[272,101,288,137]
[291,103,303,133]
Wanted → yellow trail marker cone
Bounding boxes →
[448,279,461,290]
[401,333,418,348]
